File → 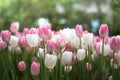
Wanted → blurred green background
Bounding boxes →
[0,0,120,35]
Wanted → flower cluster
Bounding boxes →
[0,22,120,80]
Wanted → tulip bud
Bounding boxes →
[108,76,112,80]
[9,35,19,48]
[10,22,19,33]
[18,61,26,71]
[62,51,73,66]
[1,30,11,42]
[109,36,120,52]
[99,24,109,38]
[45,54,57,69]
[75,24,83,37]
[77,49,86,61]
[30,61,40,76]
[26,34,39,47]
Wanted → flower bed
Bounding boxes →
[0,22,120,80]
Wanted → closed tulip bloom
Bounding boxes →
[109,36,120,52]
[1,30,11,42]
[56,37,65,48]
[18,61,26,71]
[30,61,40,76]
[82,33,94,46]
[10,22,19,33]
[9,35,19,48]
[64,66,72,72]
[45,54,57,69]
[0,40,7,51]
[22,28,29,35]
[99,24,109,38]
[86,62,92,71]
[26,34,39,47]
[75,24,83,37]
[37,48,44,58]
[29,28,38,34]
[62,51,73,66]
[108,76,112,80]
[77,49,86,61]
[46,40,55,51]
[19,36,27,48]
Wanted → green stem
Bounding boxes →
[79,37,82,49]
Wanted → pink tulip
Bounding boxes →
[0,40,7,51]
[22,28,29,35]
[94,36,101,42]
[30,61,40,76]
[99,24,109,38]
[18,61,26,71]
[29,28,38,34]
[109,36,120,52]
[56,37,65,48]
[1,30,11,42]
[10,22,19,33]
[108,76,112,80]
[38,24,52,39]
[65,43,72,51]
[54,43,60,53]
[19,36,27,48]
[46,40,55,51]
[75,24,83,37]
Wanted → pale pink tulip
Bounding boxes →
[75,24,83,37]
[46,40,55,51]
[109,36,120,52]
[108,76,112,80]
[38,24,52,39]
[86,62,92,71]
[18,61,26,71]
[30,61,40,76]
[1,30,11,42]
[10,22,19,33]
[29,28,38,34]
[22,28,29,35]
[56,37,65,48]
[99,24,109,38]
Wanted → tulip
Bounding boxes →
[46,40,55,51]
[22,28,29,35]
[56,37,65,48]
[1,30,11,42]
[30,61,40,76]
[75,24,83,37]
[19,36,27,48]
[45,54,57,69]
[29,28,38,34]
[0,40,7,51]
[62,51,73,66]
[38,24,52,39]
[108,76,112,80]
[70,36,80,49]
[18,61,26,71]
[109,36,120,52]
[77,49,86,61]
[9,35,19,48]
[99,24,109,38]
[26,34,39,47]
[82,33,94,46]
[10,22,19,33]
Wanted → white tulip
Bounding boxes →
[82,33,94,46]
[70,36,80,48]
[9,35,19,48]
[100,44,111,56]
[26,34,39,47]
[45,54,57,69]
[77,49,86,61]
[62,51,73,66]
